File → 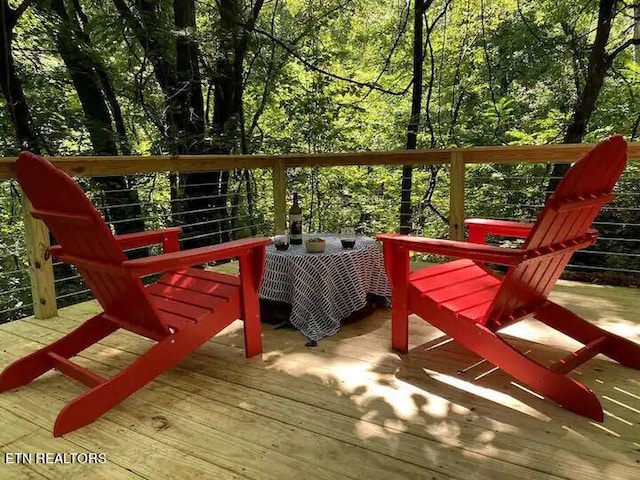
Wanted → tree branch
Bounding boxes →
[480,0,501,139]
[252,26,406,95]
[251,0,263,22]
[248,0,280,142]
[13,0,33,22]
[607,37,640,65]
[516,0,544,44]
[359,0,411,102]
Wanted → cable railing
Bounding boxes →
[301,160,640,285]
[291,164,450,238]
[0,167,274,322]
[0,142,638,322]
[0,180,33,322]
[465,162,640,283]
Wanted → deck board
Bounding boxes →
[0,278,639,479]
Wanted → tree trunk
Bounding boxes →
[174,0,227,249]
[42,0,145,238]
[399,0,425,234]
[0,1,78,298]
[180,0,263,248]
[548,0,617,193]
[113,0,259,249]
[0,2,42,153]
[112,0,179,142]
[635,4,640,64]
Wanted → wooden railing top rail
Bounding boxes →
[0,142,639,179]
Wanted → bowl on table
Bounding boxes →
[305,237,326,253]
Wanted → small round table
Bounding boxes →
[259,234,392,342]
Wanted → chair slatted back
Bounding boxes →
[17,152,169,339]
[484,135,627,326]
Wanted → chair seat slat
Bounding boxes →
[156,270,239,301]
[550,193,615,212]
[31,208,95,225]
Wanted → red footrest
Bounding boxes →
[550,336,607,375]
[47,352,106,387]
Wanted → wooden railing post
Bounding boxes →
[272,159,287,233]
[20,191,57,318]
[449,151,465,241]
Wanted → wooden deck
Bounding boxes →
[1,278,639,479]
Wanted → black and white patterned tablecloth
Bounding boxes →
[259,234,392,341]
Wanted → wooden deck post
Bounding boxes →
[20,191,57,318]
[272,159,287,233]
[449,151,465,241]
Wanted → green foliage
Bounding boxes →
[1,0,640,320]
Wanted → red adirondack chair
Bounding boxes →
[0,151,271,436]
[377,134,640,421]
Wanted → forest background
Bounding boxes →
[1,0,639,321]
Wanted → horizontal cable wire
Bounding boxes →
[0,303,34,317]
[498,203,638,212]
[578,250,640,258]
[3,285,32,297]
[173,215,249,230]
[54,275,82,284]
[106,204,248,225]
[470,166,638,278]
[56,288,92,301]
[598,237,640,243]
[593,221,640,227]
[169,204,245,217]
[97,180,231,194]
[0,267,29,277]
[93,193,236,210]
[566,264,640,274]
[179,223,268,243]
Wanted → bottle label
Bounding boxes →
[290,214,302,243]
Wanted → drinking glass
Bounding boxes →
[274,232,290,251]
[340,227,356,249]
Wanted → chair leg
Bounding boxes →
[391,307,409,354]
[0,314,118,393]
[242,308,262,358]
[239,250,263,358]
[534,301,640,370]
[382,242,410,354]
[53,311,233,437]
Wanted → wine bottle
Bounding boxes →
[289,192,302,245]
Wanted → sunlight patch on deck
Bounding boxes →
[589,422,622,437]
[602,395,640,415]
[603,409,634,426]
[2,278,640,479]
[509,381,545,400]
[422,368,551,421]
[614,386,640,400]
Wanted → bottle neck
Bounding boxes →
[292,192,299,206]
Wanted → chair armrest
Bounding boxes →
[114,227,183,253]
[47,245,63,261]
[376,233,525,266]
[123,237,272,277]
[464,218,534,243]
[46,227,183,261]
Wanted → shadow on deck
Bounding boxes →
[0,279,639,479]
